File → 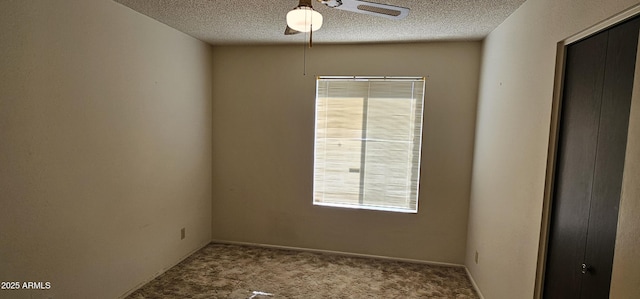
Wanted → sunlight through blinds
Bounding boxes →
[313,76,425,213]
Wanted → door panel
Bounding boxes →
[544,29,608,299]
[544,16,640,299]
[581,17,640,299]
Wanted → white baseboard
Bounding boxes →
[464,266,485,299]
[118,240,211,299]
[210,239,465,268]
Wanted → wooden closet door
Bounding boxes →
[581,16,640,299]
[544,17,640,299]
[543,27,608,299]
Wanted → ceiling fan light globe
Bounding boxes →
[286,7,323,32]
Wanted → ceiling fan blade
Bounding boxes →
[319,0,410,20]
[285,26,302,35]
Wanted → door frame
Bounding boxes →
[534,4,640,298]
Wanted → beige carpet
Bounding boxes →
[127,243,479,298]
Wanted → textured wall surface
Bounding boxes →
[211,42,481,264]
[0,1,212,298]
[465,0,640,298]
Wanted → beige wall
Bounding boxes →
[0,1,212,298]
[211,42,481,264]
[466,0,640,298]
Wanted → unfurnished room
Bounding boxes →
[1,0,640,298]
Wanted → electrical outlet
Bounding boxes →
[181,228,185,240]
[475,251,479,264]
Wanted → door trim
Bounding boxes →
[534,4,640,299]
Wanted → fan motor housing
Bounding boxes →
[319,0,343,8]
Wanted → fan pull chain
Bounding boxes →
[302,8,315,75]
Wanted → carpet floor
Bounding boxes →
[126,243,479,298]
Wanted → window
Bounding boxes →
[313,76,425,213]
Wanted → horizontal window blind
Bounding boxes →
[313,76,425,212]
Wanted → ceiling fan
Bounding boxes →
[285,0,410,35]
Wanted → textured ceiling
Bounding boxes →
[114,0,527,45]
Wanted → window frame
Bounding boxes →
[312,76,426,213]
